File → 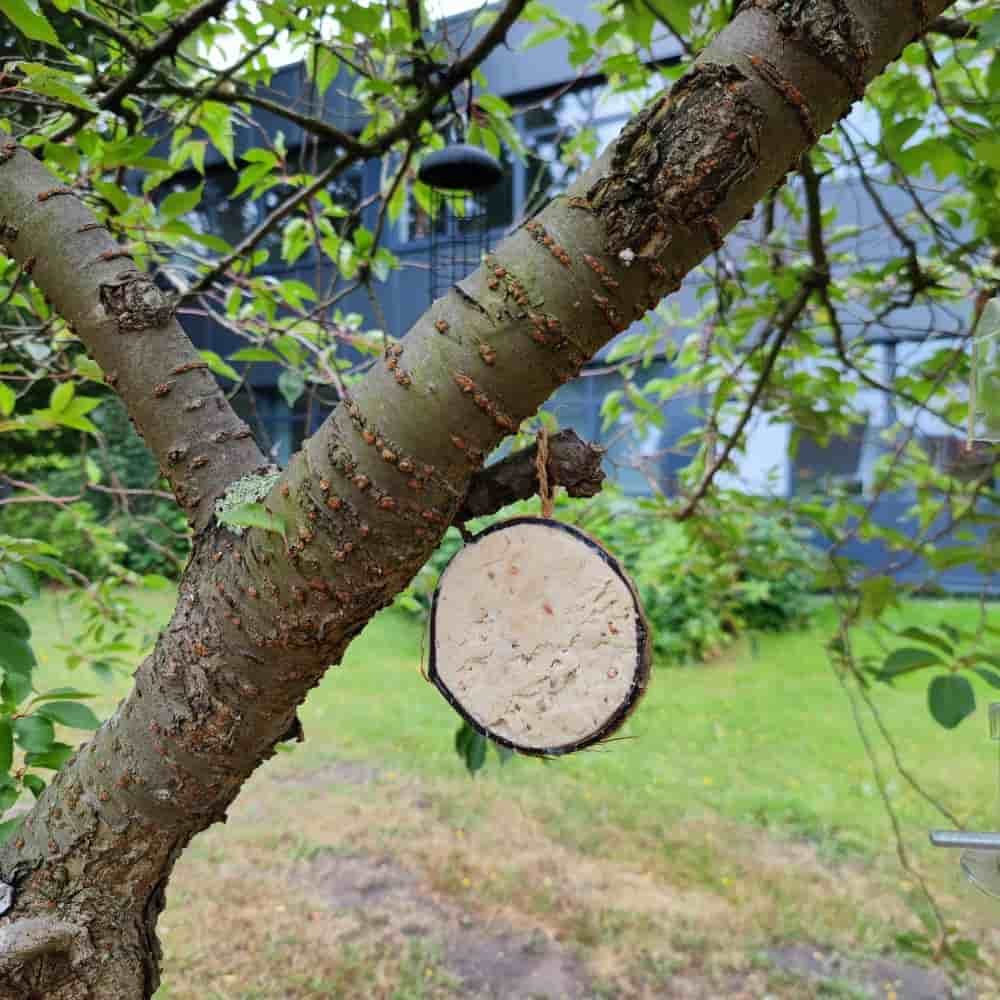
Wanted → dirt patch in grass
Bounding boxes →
[287,758,382,788]
[297,851,590,999]
[767,944,957,999]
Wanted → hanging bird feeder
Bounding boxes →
[416,143,505,303]
[931,702,1000,898]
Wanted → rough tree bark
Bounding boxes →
[0,1,955,995]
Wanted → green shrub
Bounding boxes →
[0,501,125,580]
[397,489,818,665]
[0,399,190,579]
[115,502,190,577]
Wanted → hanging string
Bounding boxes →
[535,426,554,519]
[968,292,986,450]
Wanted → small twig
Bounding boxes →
[456,429,605,522]
[674,282,812,521]
[830,627,950,958]
[927,15,978,41]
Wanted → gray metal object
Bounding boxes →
[929,703,1000,898]
[930,830,1000,850]
[417,144,505,303]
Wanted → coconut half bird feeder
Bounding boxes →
[417,143,504,302]
[419,146,651,757]
[428,517,651,758]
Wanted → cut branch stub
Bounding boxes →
[429,518,650,755]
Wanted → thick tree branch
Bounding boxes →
[0,141,266,528]
[0,2,959,995]
[457,429,606,522]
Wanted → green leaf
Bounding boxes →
[1,0,61,45]
[859,575,898,620]
[37,701,100,730]
[229,347,279,363]
[49,380,74,414]
[216,502,286,538]
[0,604,30,639]
[0,783,16,814]
[879,647,943,680]
[73,357,103,381]
[24,742,73,770]
[311,47,339,95]
[896,626,954,656]
[23,773,45,798]
[927,675,976,729]
[0,635,35,676]
[198,102,234,166]
[52,395,101,433]
[0,563,37,601]
[0,383,15,417]
[33,686,96,702]
[277,368,305,408]
[17,64,95,111]
[973,667,1000,689]
[13,714,54,752]
[973,138,1000,171]
[0,719,12,774]
[160,183,204,220]
[0,818,23,844]
[454,721,487,775]
[199,349,240,382]
[2,672,31,709]
[93,180,130,214]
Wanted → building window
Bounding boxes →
[792,422,868,496]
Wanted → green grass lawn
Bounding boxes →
[21,587,1000,995]
[24,587,997,868]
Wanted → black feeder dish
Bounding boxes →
[416,143,505,303]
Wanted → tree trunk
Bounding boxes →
[0,1,954,994]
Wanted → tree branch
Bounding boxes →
[457,429,606,521]
[927,15,977,40]
[675,283,812,521]
[137,82,365,154]
[0,140,266,528]
[47,0,234,143]
[102,0,232,115]
[180,0,530,298]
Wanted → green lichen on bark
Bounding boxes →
[214,469,282,534]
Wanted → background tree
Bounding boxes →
[0,0,996,996]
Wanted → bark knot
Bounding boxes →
[99,270,175,333]
[587,63,763,259]
[737,0,872,97]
